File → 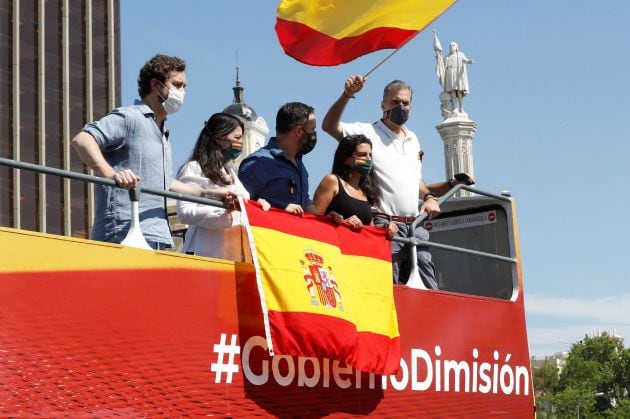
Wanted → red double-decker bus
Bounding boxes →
[0,159,535,417]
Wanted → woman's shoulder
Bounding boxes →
[320,173,340,188]
[180,159,201,171]
[177,160,203,179]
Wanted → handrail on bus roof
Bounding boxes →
[0,157,516,266]
[0,156,228,209]
[392,184,517,273]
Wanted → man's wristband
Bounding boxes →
[423,192,438,201]
[447,178,455,188]
[343,92,355,99]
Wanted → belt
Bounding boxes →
[372,212,417,224]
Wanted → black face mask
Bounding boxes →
[299,130,317,156]
[387,105,409,126]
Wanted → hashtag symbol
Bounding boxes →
[211,333,240,383]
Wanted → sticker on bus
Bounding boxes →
[424,211,497,232]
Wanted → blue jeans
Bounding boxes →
[374,218,438,289]
[146,240,172,250]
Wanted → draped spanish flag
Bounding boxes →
[243,202,400,375]
[275,0,457,66]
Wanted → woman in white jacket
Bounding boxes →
[176,113,267,261]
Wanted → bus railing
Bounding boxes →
[0,157,516,271]
[0,157,227,209]
[398,184,516,288]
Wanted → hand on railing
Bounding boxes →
[419,197,440,220]
[112,169,140,189]
[200,187,248,212]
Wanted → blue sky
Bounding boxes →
[120,1,629,357]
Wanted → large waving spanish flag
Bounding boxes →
[275,0,457,66]
[243,202,400,375]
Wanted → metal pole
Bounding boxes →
[0,157,228,209]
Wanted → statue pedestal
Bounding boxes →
[436,113,477,197]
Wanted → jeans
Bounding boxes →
[146,240,173,250]
[374,218,438,289]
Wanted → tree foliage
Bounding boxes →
[534,333,630,418]
[533,361,559,394]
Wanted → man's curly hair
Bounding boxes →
[137,54,186,98]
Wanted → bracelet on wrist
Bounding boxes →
[447,179,455,188]
[423,192,438,201]
[343,92,355,99]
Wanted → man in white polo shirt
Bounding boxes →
[322,75,441,289]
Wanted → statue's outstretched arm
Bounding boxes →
[460,53,474,64]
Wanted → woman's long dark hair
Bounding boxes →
[186,112,244,186]
[331,134,381,205]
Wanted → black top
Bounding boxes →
[325,177,372,225]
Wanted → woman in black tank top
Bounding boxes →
[313,135,396,238]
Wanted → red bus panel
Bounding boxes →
[0,227,534,417]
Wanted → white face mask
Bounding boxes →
[158,81,185,115]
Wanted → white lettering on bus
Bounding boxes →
[241,335,268,385]
[239,336,529,396]
[298,357,320,387]
[272,355,295,386]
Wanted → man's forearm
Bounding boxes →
[322,93,351,141]
[427,180,451,196]
[419,180,433,199]
[71,132,116,179]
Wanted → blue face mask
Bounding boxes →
[352,158,373,176]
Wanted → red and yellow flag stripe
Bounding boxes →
[276,0,457,66]
[244,202,400,375]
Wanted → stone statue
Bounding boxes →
[433,31,474,115]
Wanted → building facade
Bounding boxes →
[0,0,120,237]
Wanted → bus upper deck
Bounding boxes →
[0,157,534,417]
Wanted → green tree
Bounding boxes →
[533,361,559,394]
[559,333,621,392]
[609,347,630,417]
[552,333,627,417]
[533,361,560,418]
[550,388,598,419]
[612,347,630,397]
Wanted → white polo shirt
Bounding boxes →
[341,120,422,217]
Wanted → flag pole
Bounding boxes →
[363,49,400,78]
[363,30,422,78]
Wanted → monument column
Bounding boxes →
[436,114,477,197]
[433,32,476,197]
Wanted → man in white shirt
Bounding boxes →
[322,76,441,288]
